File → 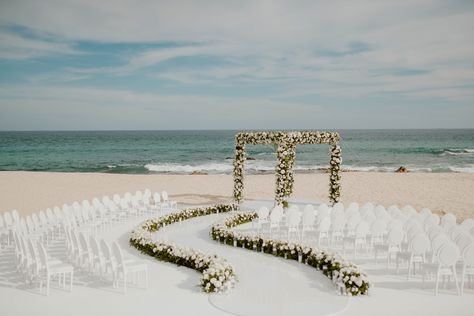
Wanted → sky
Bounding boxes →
[0,0,473,130]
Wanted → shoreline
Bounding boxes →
[0,171,473,221]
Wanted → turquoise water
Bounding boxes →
[0,130,473,174]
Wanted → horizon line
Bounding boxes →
[1,128,474,132]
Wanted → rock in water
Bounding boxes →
[191,171,208,175]
[395,166,409,173]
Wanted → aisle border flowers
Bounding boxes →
[232,131,342,207]
[129,204,238,293]
[211,211,370,296]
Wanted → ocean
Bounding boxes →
[0,130,473,174]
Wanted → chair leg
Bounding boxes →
[70,271,73,292]
[407,257,412,280]
[396,255,400,274]
[123,271,127,294]
[452,266,460,295]
[422,270,426,289]
[46,273,50,296]
[435,269,440,296]
[461,266,465,295]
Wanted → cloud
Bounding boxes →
[0,29,77,59]
[0,1,473,129]
[0,85,472,130]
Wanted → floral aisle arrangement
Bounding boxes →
[130,203,238,293]
[211,211,370,296]
[232,131,342,207]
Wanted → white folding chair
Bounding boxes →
[344,221,369,257]
[301,209,316,241]
[37,242,74,296]
[269,206,283,238]
[374,227,404,267]
[162,191,178,211]
[287,211,301,241]
[396,233,430,279]
[111,242,148,293]
[422,242,460,295]
[255,206,270,231]
[461,243,474,295]
[316,216,331,246]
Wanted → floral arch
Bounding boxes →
[232,131,342,206]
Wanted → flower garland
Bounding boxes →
[233,131,342,206]
[129,204,238,293]
[211,211,370,296]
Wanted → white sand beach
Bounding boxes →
[1,171,473,220]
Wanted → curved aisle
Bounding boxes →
[154,211,350,316]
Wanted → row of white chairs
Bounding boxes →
[1,189,174,295]
[64,229,148,293]
[13,231,74,295]
[253,202,474,295]
[0,190,178,247]
[13,229,147,295]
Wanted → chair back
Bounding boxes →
[70,231,80,254]
[363,211,376,224]
[303,204,314,215]
[387,227,404,245]
[302,210,315,226]
[4,211,13,226]
[359,202,374,217]
[317,203,330,218]
[401,205,416,217]
[288,212,300,228]
[331,213,346,231]
[162,191,169,201]
[32,213,40,226]
[38,211,48,225]
[153,192,161,203]
[346,214,361,230]
[113,194,121,205]
[419,208,432,219]
[78,232,89,252]
[441,213,457,227]
[270,207,282,222]
[431,234,450,254]
[89,236,101,258]
[455,234,473,254]
[387,219,403,232]
[355,221,369,238]
[257,207,269,219]
[100,239,116,270]
[463,243,474,266]
[371,220,386,236]
[345,202,359,217]
[26,216,35,233]
[12,209,20,223]
[437,242,460,266]
[460,218,474,231]
[318,216,331,232]
[373,205,386,216]
[332,203,344,214]
[82,200,91,210]
[37,242,49,270]
[448,225,464,240]
[27,239,38,260]
[427,225,444,240]
[410,233,430,255]
[112,242,125,268]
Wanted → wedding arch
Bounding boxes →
[232,131,342,206]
